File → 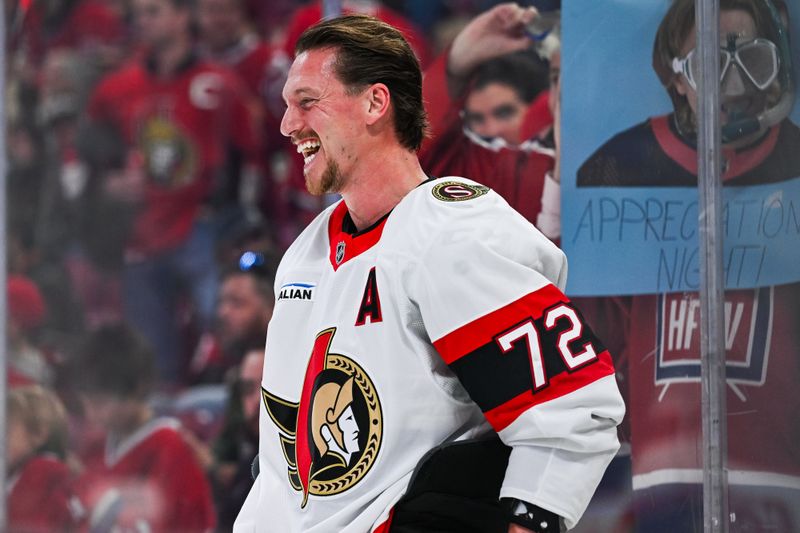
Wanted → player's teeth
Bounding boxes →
[296,140,321,156]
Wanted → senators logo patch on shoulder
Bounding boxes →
[432,181,489,202]
[262,328,382,506]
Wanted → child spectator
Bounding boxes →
[7,385,84,532]
[71,323,216,532]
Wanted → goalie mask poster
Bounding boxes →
[560,0,800,296]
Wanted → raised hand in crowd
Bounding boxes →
[447,2,538,90]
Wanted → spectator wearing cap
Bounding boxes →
[7,275,52,384]
[190,250,277,382]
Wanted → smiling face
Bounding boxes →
[280,48,366,196]
[674,9,773,135]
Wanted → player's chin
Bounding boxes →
[304,168,329,197]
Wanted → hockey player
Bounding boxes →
[235,13,625,533]
[571,0,800,530]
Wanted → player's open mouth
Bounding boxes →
[297,139,321,166]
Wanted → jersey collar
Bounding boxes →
[327,202,390,271]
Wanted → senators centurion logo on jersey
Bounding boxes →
[655,287,773,400]
[262,328,382,506]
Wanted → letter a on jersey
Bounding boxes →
[355,267,382,326]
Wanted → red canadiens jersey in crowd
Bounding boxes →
[79,418,215,533]
[281,2,432,68]
[419,53,554,227]
[8,455,84,532]
[88,56,262,255]
[235,177,624,532]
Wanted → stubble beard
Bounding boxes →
[307,158,345,196]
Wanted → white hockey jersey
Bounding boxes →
[235,177,624,532]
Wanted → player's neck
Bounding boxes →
[340,146,427,231]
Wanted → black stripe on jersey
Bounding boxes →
[447,304,607,413]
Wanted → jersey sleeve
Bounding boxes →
[412,190,625,528]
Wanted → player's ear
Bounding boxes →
[364,83,391,126]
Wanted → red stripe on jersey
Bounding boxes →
[371,508,395,533]
[328,202,389,271]
[484,350,615,432]
[433,285,568,364]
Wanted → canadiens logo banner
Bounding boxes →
[262,328,382,506]
[560,0,800,296]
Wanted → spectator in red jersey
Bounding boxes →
[196,0,315,248]
[7,385,84,532]
[85,0,264,384]
[419,3,557,229]
[72,323,216,533]
[281,0,433,69]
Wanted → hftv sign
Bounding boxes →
[560,0,800,296]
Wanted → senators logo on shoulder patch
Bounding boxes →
[262,328,382,506]
[432,181,489,202]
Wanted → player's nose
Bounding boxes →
[281,105,301,138]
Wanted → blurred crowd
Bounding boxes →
[5,0,563,531]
